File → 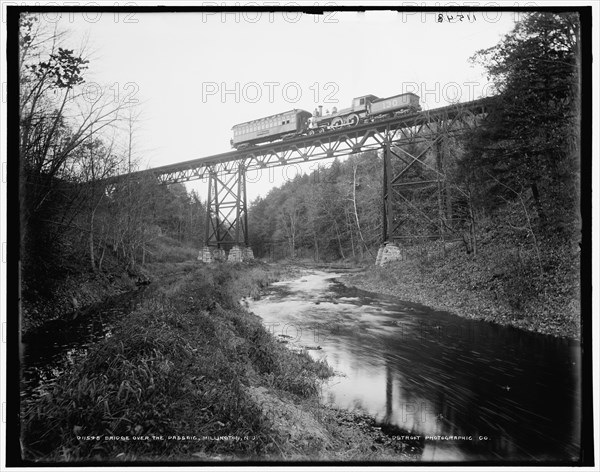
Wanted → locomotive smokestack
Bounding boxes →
[318,105,323,117]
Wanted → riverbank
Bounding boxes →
[21,269,139,335]
[20,261,419,463]
[339,241,580,340]
[20,236,200,335]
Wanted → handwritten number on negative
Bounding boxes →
[437,13,476,23]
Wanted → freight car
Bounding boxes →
[230,92,421,149]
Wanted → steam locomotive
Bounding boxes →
[230,92,421,149]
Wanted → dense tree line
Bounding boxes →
[465,12,580,247]
[249,153,382,261]
[248,12,581,270]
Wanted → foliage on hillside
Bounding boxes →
[344,225,580,339]
[249,153,382,261]
[466,11,580,243]
[19,14,207,328]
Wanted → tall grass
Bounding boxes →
[21,263,334,462]
[144,235,199,263]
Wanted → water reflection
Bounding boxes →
[21,289,146,399]
[248,270,581,462]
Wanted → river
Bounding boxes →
[20,289,147,400]
[247,269,581,462]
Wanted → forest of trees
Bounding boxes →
[19,14,206,307]
[247,12,582,271]
[249,153,382,261]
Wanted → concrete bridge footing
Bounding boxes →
[198,246,254,263]
[376,242,402,266]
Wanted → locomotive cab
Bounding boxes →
[352,94,378,113]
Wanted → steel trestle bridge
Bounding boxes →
[111,97,495,254]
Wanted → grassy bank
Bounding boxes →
[21,261,418,462]
[21,268,139,334]
[342,239,580,340]
[21,236,201,335]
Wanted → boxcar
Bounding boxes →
[369,93,421,115]
[231,109,312,148]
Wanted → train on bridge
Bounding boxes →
[230,92,421,149]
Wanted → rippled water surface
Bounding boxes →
[248,270,581,462]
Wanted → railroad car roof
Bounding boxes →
[372,92,420,101]
[231,109,311,129]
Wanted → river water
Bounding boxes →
[247,270,581,462]
[20,289,147,400]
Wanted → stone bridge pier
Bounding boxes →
[375,242,403,266]
[198,245,254,263]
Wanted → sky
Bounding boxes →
[41,7,520,200]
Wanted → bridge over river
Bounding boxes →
[106,97,495,262]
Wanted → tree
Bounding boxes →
[468,12,580,239]
[19,14,138,279]
[73,136,123,270]
[279,195,303,258]
[20,14,132,223]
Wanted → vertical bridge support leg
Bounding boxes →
[199,164,254,262]
[377,140,402,266]
[375,116,457,266]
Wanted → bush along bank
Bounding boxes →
[342,238,580,340]
[21,261,419,462]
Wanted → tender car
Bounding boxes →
[368,93,421,116]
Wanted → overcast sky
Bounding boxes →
[52,8,518,200]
